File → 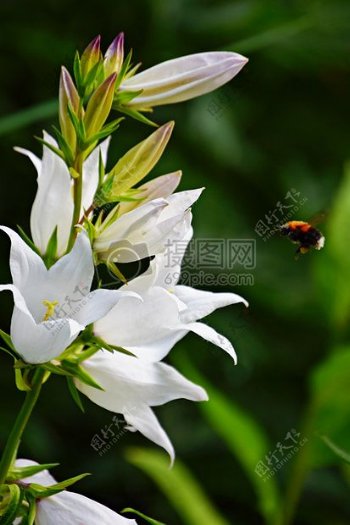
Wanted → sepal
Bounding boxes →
[27,472,90,498]
[7,463,59,483]
[0,483,22,525]
[66,377,85,413]
[43,227,58,268]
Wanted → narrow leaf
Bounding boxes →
[126,448,229,525]
[122,507,166,525]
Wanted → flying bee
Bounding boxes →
[280,219,325,256]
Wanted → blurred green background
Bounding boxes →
[1,1,350,524]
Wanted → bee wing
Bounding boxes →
[309,210,328,227]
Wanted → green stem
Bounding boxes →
[278,402,317,525]
[0,368,46,484]
[67,152,84,252]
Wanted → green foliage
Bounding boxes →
[315,164,350,333]
[126,448,229,525]
[1,0,350,522]
[173,356,281,525]
[122,507,166,524]
[309,347,350,469]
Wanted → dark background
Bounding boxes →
[0,1,350,524]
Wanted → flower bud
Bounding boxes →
[118,171,182,215]
[80,35,101,79]
[84,73,117,138]
[120,51,248,108]
[59,67,80,151]
[102,121,174,200]
[104,32,124,77]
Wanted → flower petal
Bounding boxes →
[124,404,175,465]
[0,285,83,364]
[73,289,141,326]
[36,490,137,525]
[0,227,50,319]
[82,137,110,214]
[19,131,73,255]
[0,226,46,290]
[186,321,237,363]
[122,51,248,108]
[12,307,83,364]
[127,330,187,362]
[94,287,180,349]
[48,231,94,304]
[175,285,248,323]
[81,350,208,406]
[94,199,168,261]
[16,459,56,486]
[16,459,137,524]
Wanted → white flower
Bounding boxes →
[94,213,247,362]
[94,188,203,263]
[76,349,207,462]
[0,227,137,364]
[121,51,248,108]
[15,132,110,256]
[15,459,137,525]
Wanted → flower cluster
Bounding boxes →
[0,34,248,523]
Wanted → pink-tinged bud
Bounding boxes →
[84,73,117,137]
[104,32,124,77]
[120,51,248,108]
[59,66,80,150]
[81,35,102,78]
[118,171,182,215]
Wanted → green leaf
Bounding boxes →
[15,368,31,392]
[17,226,41,256]
[28,473,90,498]
[122,507,166,525]
[308,346,350,468]
[320,435,350,464]
[34,136,65,161]
[0,329,15,351]
[43,226,58,268]
[172,355,282,525]
[51,125,74,165]
[8,463,59,482]
[126,448,229,525]
[114,49,133,89]
[314,163,350,332]
[73,51,83,94]
[61,360,104,391]
[66,377,85,413]
[0,100,57,137]
[114,105,158,127]
[24,496,37,525]
[0,483,22,524]
[226,17,313,54]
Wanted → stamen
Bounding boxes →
[42,300,59,321]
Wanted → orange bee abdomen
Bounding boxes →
[285,221,311,232]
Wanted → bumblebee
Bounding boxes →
[280,220,325,255]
